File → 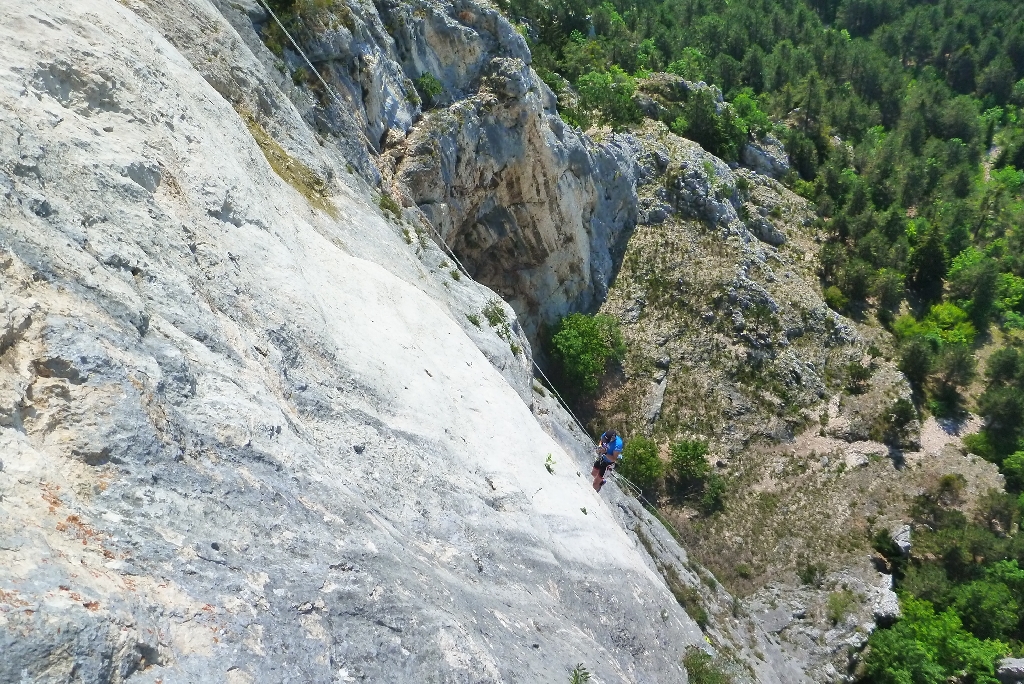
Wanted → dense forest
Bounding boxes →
[496,0,1024,678]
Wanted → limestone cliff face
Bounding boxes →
[393,59,640,339]
[207,0,640,343]
[0,1,717,681]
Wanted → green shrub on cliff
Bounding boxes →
[414,72,443,107]
[575,67,643,129]
[547,312,625,394]
[617,436,663,493]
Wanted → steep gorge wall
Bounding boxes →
[211,0,643,341]
[393,61,641,338]
[0,0,798,682]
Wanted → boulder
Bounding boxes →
[892,524,912,556]
[998,658,1024,684]
[759,606,795,634]
[872,589,901,626]
[748,215,786,246]
[741,135,791,178]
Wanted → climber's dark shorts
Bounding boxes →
[593,458,611,477]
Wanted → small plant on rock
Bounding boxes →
[414,72,443,107]
[568,664,591,683]
[797,560,826,587]
[700,474,727,513]
[869,398,917,446]
[379,192,402,219]
[481,299,521,356]
[845,362,872,394]
[826,588,857,625]
[482,299,507,327]
[682,647,732,684]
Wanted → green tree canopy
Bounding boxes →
[548,313,626,395]
[616,436,663,493]
[864,595,1008,684]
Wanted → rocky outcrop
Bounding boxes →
[999,658,1024,684]
[587,119,928,680]
[745,572,899,681]
[594,120,912,452]
[395,59,640,340]
[891,524,912,556]
[634,72,726,117]
[742,135,791,179]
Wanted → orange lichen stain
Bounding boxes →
[0,589,29,607]
[83,601,100,611]
[56,515,102,545]
[41,483,62,513]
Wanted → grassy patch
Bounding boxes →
[379,192,402,220]
[683,647,733,684]
[239,110,336,217]
[826,588,857,625]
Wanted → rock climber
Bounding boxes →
[592,429,623,492]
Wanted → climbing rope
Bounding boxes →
[421,220,686,542]
[423,234,689,543]
[254,0,349,109]
[250,0,683,540]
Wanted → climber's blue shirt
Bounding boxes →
[600,434,623,462]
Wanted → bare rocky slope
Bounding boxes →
[0,0,819,682]
[584,118,1006,682]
